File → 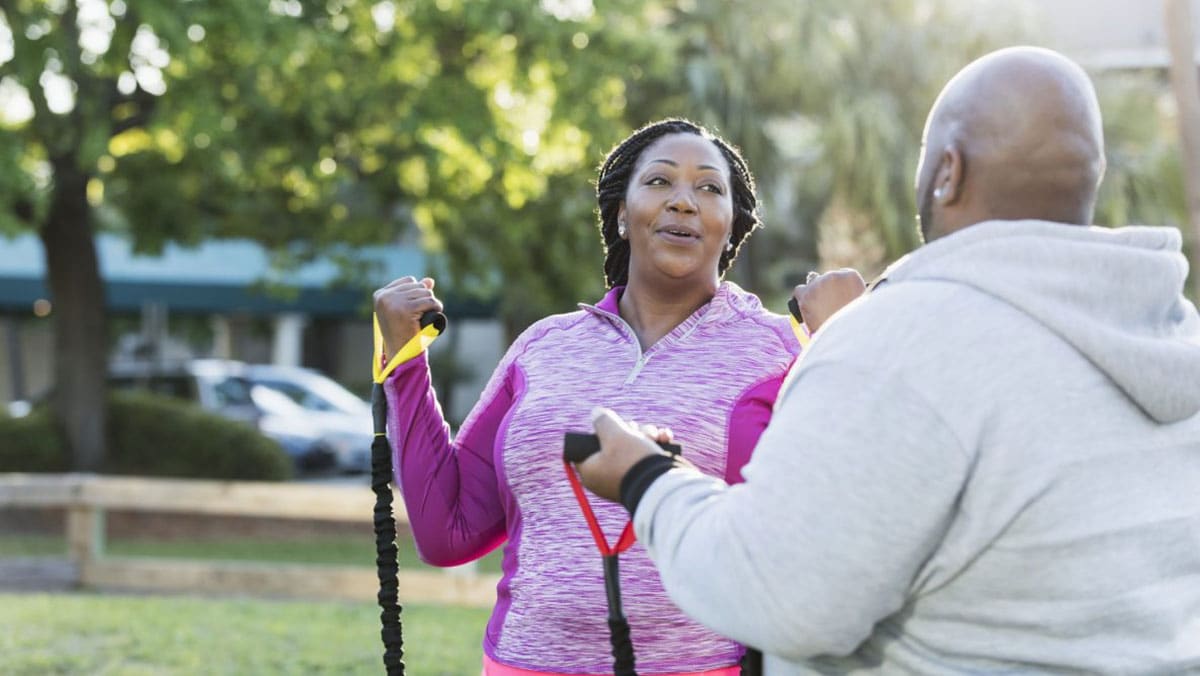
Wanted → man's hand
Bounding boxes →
[792,268,867,333]
[575,408,675,502]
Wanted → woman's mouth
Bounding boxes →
[656,226,700,242]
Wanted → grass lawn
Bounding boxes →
[1,534,66,557]
[0,533,503,573]
[0,592,490,675]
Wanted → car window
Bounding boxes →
[256,379,335,412]
[212,377,254,407]
[246,369,368,414]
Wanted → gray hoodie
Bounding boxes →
[635,220,1200,674]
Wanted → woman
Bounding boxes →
[374,119,801,675]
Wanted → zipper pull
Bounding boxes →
[624,354,651,385]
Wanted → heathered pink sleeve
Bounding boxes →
[724,367,790,484]
[384,350,516,567]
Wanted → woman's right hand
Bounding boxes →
[373,276,444,357]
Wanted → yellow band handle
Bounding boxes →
[790,314,812,349]
[373,314,443,383]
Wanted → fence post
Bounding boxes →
[65,504,105,589]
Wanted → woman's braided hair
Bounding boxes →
[596,118,761,288]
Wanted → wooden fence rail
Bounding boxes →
[0,473,497,607]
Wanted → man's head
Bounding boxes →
[915,47,1106,243]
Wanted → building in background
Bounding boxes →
[0,233,501,423]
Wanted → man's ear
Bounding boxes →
[933,145,964,205]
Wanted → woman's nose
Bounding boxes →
[666,188,697,214]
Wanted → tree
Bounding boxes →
[637,0,1192,302]
[1092,72,1188,234]
[640,0,1028,294]
[0,0,668,469]
[369,0,677,336]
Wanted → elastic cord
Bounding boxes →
[564,462,637,556]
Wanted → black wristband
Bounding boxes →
[619,454,677,515]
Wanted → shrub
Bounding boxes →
[0,392,292,481]
[0,407,66,472]
[106,391,292,480]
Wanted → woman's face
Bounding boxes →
[619,133,734,286]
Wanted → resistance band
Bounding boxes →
[371,310,446,676]
[563,432,681,676]
[563,434,769,676]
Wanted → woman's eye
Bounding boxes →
[701,184,725,195]
[645,176,668,186]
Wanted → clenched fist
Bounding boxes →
[373,276,444,356]
[791,268,867,334]
[575,408,682,503]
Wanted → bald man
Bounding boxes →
[574,47,1200,673]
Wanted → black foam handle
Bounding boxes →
[563,432,681,463]
[371,382,387,435]
[740,648,763,676]
[418,310,447,333]
[603,554,625,620]
[787,297,803,324]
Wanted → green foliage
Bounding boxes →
[0,0,677,339]
[386,1,677,326]
[0,408,64,473]
[0,0,1191,331]
[1093,72,1189,229]
[1092,71,1194,299]
[106,390,292,480]
[0,392,291,480]
[648,0,1031,283]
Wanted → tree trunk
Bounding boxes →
[1165,0,1200,300]
[40,157,109,472]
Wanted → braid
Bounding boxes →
[596,118,761,287]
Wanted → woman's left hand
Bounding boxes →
[792,268,867,333]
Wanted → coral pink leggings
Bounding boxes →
[482,654,741,676]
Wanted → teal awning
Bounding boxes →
[0,234,493,319]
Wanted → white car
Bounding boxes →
[9,360,374,475]
[240,364,375,474]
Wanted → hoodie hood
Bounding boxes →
[884,220,1200,423]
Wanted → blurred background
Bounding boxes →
[0,1,1197,673]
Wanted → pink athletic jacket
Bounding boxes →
[386,282,799,673]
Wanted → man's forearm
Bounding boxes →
[630,468,798,652]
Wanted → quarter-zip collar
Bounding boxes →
[580,282,762,384]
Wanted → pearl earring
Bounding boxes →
[618,221,627,238]
[934,187,945,200]
[725,240,733,252]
